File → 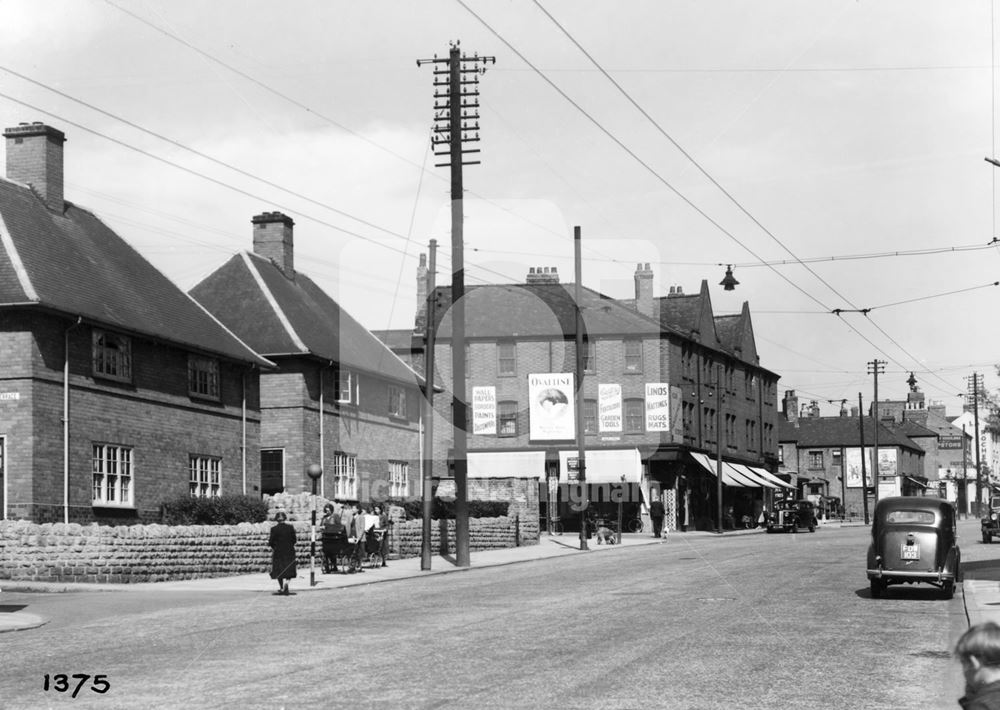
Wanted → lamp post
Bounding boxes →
[617,474,625,545]
[306,464,323,587]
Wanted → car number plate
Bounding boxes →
[900,543,920,560]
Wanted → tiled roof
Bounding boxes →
[894,420,939,439]
[371,329,423,351]
[430,283,661,338]
[778,416,923,452]
[714,314,741,351]
[191,252,422,386]
[0,178,270,366]
[656,292,702,334]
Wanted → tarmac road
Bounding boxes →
[1,522,991,709]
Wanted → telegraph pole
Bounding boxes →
[859,393,870,524]
[421,239,437,571]
[968,373,985,514]
[574,226,588,551]
[867,359,886,497]
[716,365,724,533]
[418,42,495,568]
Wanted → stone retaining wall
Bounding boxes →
[0,514,532,584]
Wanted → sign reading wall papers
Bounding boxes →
[528,373,575,440]
[645,382,670,431]
[599,383,622,432]
[472,386,496,435]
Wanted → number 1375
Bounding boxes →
[43,674,110,698]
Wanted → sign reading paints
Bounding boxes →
[528,373,575,441]
[472,386,496,435]
[645,382,670,431]
[598,383,622,432]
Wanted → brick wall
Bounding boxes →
[0,513,530,583]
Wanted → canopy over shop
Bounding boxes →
[688,452,793,530]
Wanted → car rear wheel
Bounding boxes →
[870,579,884,599]
[984,531,992,545]
[943,581,955,600]
[808,523,815,533]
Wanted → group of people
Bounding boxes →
[267,502,392,595]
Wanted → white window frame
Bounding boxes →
[624,398,645,434]
[389,460,409,498]
[92,443,134,507]
[333,452,358,499]
[188,355,220,400]
[388,384,407,419]
[189,455,221,498]
[337,370,356,405]
[498,401,518,437]
[497,341,516,376]
[624,339,643,373]
[92,329,132,382]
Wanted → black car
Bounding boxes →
[766,499,817,533]
[980,496,1000,544]
[867,496,960,599]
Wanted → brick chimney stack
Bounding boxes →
[252,211,294,275]
[634,262,653,316]
[782,389,799,424]
[525,266,560,284]
[4,122,66,213]
[414,253,428,333]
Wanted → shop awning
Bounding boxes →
[689,453,777,488]
[558,448,642,484]
[467,451,547,479]
[739,464,795,489]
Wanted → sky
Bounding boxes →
[0,0,997,418]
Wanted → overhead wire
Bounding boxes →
[526,0,967,400]
[102,0,635,272]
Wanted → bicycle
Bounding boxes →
[627,517,643,533]
[550,517,564,535]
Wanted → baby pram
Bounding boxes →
[321,529,360,574]
[363,528,387,569]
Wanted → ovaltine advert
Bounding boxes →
[645,382,670,431]
[528,373,575,441]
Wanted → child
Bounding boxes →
[955,622,1000,709]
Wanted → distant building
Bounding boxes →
[778,390,928,518]
[0,122,271,523]
[378,262,786,532]
[872,373,977,511]
[191,212,423,502]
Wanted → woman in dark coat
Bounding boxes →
[268,511,297,595]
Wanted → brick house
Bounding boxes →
[777,390,927,518]
[190,212,423,503]
[0,122,272,524]
[377,262,786,532]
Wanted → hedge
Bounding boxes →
[161,494,269,525]
[386,498,509,520]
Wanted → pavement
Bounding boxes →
[3,520,996,634]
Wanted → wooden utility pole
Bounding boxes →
[421,239,437,571]
[716,365,724,534]
[418,42,495,568]
[867,359,886,497]
[859,393,870,525]
[968,373,985,514]
[574,226,588,550]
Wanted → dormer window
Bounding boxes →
[92,329,132,383]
